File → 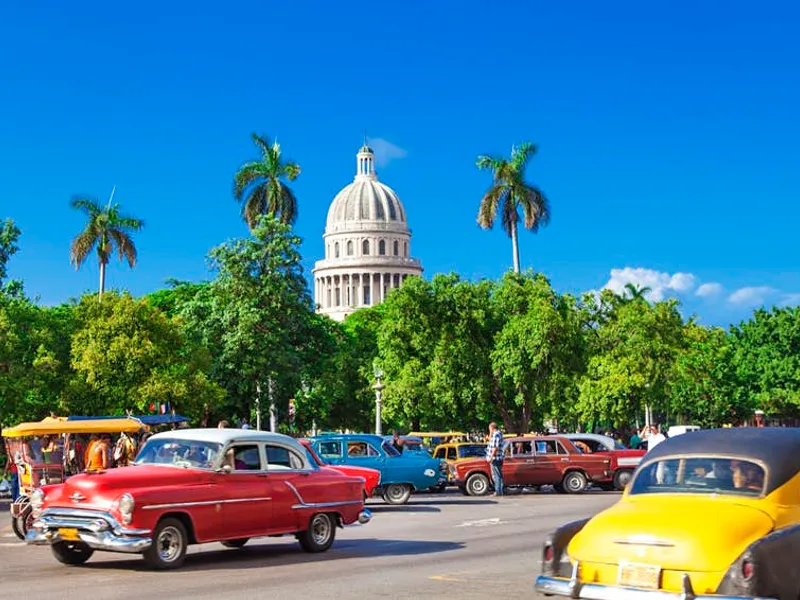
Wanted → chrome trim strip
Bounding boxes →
[284,480,361,510]
[142,497,272,510]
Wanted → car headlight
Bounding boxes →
[117,493,135,524]
[30,488,45,515]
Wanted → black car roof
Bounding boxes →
[643,427,800,494]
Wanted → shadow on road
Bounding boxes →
[78,538,464,573]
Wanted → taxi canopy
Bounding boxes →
[407,432,467,438]
[2,416,148,438]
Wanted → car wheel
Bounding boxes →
[382,483,412,505]
[466,473,491,496]
[221,538,249,549]
[613,469,633,490]
[298,513,336,553]
[11,514,26,540]
[51,541,94,566]
[562,471,588,494]
[144,518,188,570]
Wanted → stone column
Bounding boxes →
[365,272,371,305]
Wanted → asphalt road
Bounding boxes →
[0,490,618,599]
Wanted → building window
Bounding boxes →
[393,240,399,256]
[362,240,370,255]
[363,285,371,306]
[334,242,340,258]
[347,240,353,256]
[379,240,386,255]
[404,242,408,257]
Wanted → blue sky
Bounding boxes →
[1,1,798,327]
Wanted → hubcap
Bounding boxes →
[388,485,405,500]
[157,526,182,562]
[568,476,582,491]
[312,516,331,545]
[471,477,486,494]
[617,471,631,487]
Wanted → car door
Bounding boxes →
[345,440,384,472]
[222,442,273,538]
[505,441,535,485]
[262,443,312,532]
[531,440,564,485]
[315,438,344,465]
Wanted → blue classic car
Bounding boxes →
[310,434,447,504]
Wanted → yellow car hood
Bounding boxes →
[568,496,774,572]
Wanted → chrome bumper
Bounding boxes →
[535,574,775,600]
[25,508,152,554]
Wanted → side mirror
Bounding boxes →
[216,464,232,475]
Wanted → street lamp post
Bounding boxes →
[372,368,385,436]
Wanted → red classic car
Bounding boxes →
[563,433,646,490]
[299,439,381,498]
[25,429,371,570]
[453,435,613,496]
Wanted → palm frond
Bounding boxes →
[519,185,551,232]
[69,228,98,269]
[476,155,504,172]
[243,186,268,229]
[510,142,537,172]
[477,185,504,229]
[109,229,138,267]
[251,133,272,157]
[233,162,268,200]
[500,193,520,238]
[70,196,104,216]
[278,183,298,224]
[283,160,301,182]
[114,215,144,231]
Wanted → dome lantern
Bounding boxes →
[356,136,377,181]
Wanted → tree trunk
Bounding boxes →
[511,220,520,273]
[268,378,278,432]
[98,261,106,300]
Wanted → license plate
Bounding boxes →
[618,562,661,589]
[58,528,81,542]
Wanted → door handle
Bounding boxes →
[561,458,569,462]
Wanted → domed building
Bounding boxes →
[313,142,423,321]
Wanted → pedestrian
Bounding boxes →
[391,431,404,454]
[486,422,504,497]
[646,425,666,452]
[217,420,229,429]
[3,451,20,502]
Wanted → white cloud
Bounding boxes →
[602,267,697,302]
[696,282,724,298]
[727,286,777,305]
[367,137,407,167]
[779,293,800,307]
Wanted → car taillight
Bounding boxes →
[742,560,754,580]
[544,544,554,563]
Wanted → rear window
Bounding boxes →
[629,457,765,497]
[457,445,486,459]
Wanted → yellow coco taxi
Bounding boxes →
[535,427,800,600]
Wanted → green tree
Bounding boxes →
[622,283,652,303]
[730,306,800,418]
[0,218,21,293]
[233,133,301,229]
[178,215,325,428]
[69,292,222,418]
[490,272,585,432]
[578,297,685,429]
[69,190,144,299]
[670,324,747,427]
[476,142,551,273]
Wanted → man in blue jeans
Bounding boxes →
[486,422,504,496]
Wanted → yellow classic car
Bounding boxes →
[431,442,487,484]
[535,427,800,600]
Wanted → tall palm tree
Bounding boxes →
[477,142,551,273]
[69,188,144,299]
[233,133,301,229]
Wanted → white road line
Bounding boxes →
[456,517,506,527]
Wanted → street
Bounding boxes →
[0,490,617,599]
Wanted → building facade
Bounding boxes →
[312,143,423,321]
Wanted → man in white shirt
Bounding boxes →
[647,425,666,451]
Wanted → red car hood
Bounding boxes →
[45,465,208,510]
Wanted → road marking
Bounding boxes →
[456,517,505,527]
[0,542,23,547]
[430,572,502,583]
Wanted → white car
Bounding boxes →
[666,424,700,437]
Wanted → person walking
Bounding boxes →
[486,422,505,497]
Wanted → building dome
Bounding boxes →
[312,140,423,322]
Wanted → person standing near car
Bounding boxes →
[486,422,504,497]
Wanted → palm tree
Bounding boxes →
[233,133,301,229]
[476,142,551,273]
[622,283,652,302]
[69,188,144,299]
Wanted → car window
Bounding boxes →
[535,440,557,454]
[629,457,765,497]
[510,441,533,456]
[458,445,486,459]
[318,440,342,459]
[265,444,306,470]
[135,438,221,469]
[225,444,261,471]
[446,447,457,460]
[347,441,379,457]
[382,441,400,457]
[433,447,444,459]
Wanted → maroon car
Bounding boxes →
[453,435,613,496]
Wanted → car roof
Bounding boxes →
[643,427,800,494]
[311,433,386,444]
[563,433,615,447]
[149,428,298,447]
